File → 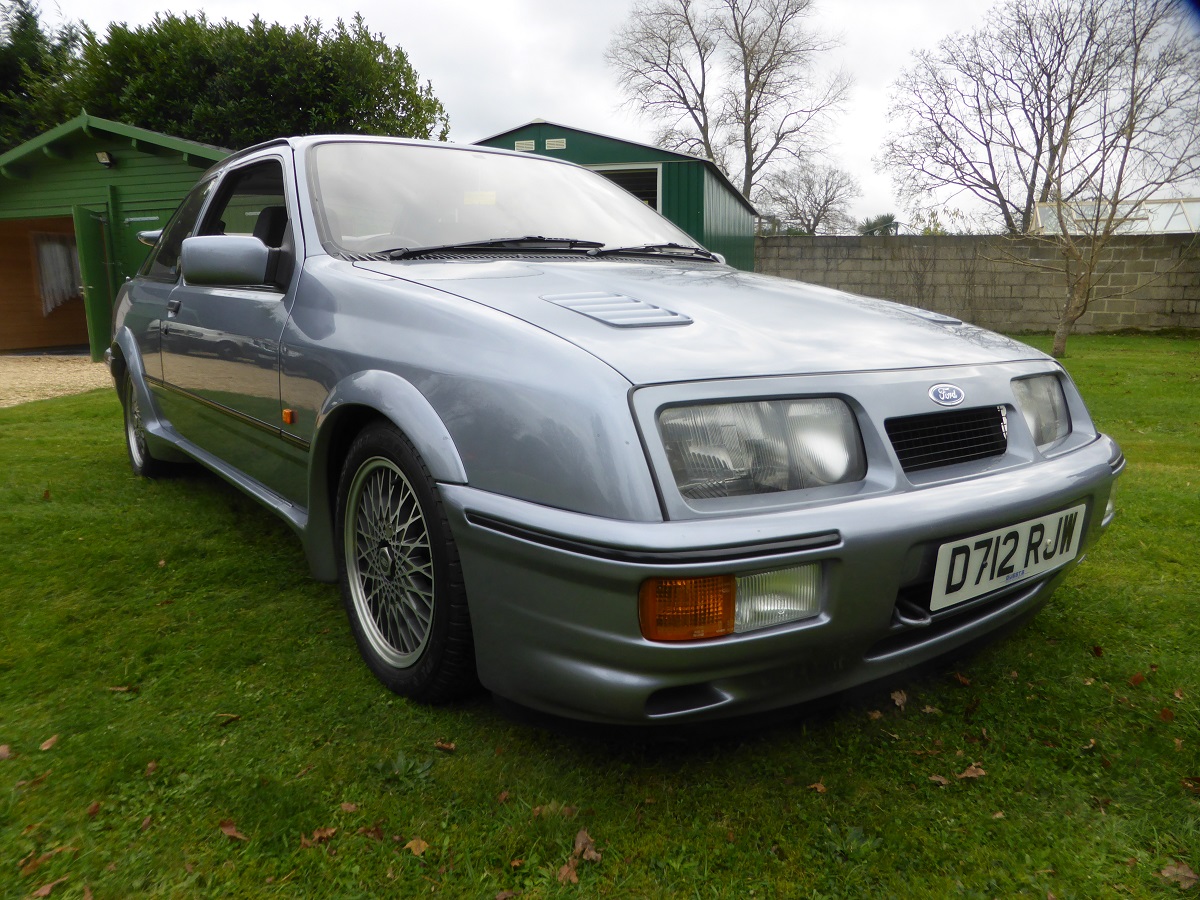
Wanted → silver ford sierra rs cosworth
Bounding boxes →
[108,135,1123,724]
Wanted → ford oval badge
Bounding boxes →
[929,383,966,407]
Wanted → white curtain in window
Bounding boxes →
[34,234,83,317]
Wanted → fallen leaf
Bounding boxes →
[807,781,826,793]
[1091,646,1103,657]
[107,685,138,693]
[300,827,336,848]
[0,745,11,760]
[1150,664,1159,672]
[1081,738,1098,753]
[21,851,55,876]
[867,709,883,721]
[20,770,55,791]
[929,774,949,786]
[141,815,152,831]
[921,705,940,714]
[1160,708,1176,722]
[558,857,579,885]
[992,811,1005,819]
[295,764,315,779]
[157,559,166,568]
[83,886,94,900]
[1083,678,1095,685]
[145,761,158,776]
[510,858,523,869]
[497,790,510,804]
[1125,858,1137,867]
[1009,671,1018,680]
[1182,777,1200,795]
[31,876,69,897]
[496,892,519,900]
[405,837,428,856]
[574,829,602,863]
[40,735,58,751]
[219,819,248,842]
[1159,861,1198,889]
[340,802,358,812]
[956,763,986,780]
[1128,672,1146,687]
[434,740,456,753]
[357,822,385,841]
[42,489,51,501]
[1175,739,1184,752]
[87,801,100,818]
[891,689,908,710]
[953,672,971,686]
[215,714,240,726]
[1176,688,1186,701]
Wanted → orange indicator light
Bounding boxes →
[282,408,296,425]
[639,575,736,641]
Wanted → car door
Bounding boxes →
[158,155,304,499]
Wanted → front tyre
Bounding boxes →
[122,371,168,478]
[335,423,476,703]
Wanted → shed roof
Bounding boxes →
[474,119,756,215]
[0,113,228,178]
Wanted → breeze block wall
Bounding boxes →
[755,233,1200,333]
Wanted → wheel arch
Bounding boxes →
[301,370,468,582]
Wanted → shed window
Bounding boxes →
[32,233,81,317]
[596,168,659,210]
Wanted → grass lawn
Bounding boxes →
[1,332,1197,898]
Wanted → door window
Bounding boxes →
[140,178,215,281]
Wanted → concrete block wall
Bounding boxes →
[755,234,1200,333]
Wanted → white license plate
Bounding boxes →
[930,504,1087,612]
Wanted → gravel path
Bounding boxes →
[0,355,113,408]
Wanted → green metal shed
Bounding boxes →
[0,114,228,359]
[474,120,757,271]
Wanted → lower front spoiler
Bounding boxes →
[440,435,1121,725]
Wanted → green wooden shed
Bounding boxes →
[474,120,757,270]
[0,114,228,359]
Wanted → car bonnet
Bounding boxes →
[354,258,1045,385]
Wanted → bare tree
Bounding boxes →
[608,0,850,198]
[880,0,1200,356]
[757,162,860,233]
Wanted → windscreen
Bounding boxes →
[307,141,698,256]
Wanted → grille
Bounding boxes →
[885,405,1008,473]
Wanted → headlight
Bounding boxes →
[658,398,866,500]
[1012,374,1070,450]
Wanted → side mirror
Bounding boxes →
[180,235,276,287]
[137,229,162,247]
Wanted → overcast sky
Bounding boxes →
[39,0,1034,219]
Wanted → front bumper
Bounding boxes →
[442,434,1123,725]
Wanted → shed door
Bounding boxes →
[71,205,115,361]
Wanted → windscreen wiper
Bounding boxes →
[386,236,604,260]
[586,242,718,261]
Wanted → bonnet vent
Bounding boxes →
[543,291,692,328]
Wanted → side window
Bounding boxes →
[199,160,290,249]
[140,178,215,281]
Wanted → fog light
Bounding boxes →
[735,564,821,632]
[639,575,735,641]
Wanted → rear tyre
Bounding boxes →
[335,423,476,703]
[122,371,169,478]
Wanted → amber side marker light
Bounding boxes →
[639,575,736,641]
[282,409,297,425]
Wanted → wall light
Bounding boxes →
[95,151,115,168]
